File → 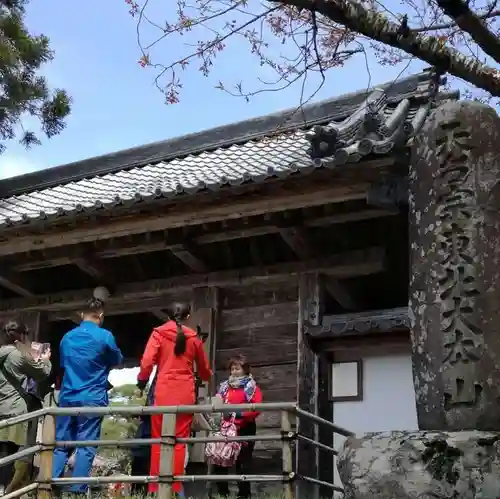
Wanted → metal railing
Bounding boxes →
[0,402,353,499]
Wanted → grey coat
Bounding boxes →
[0,344,52,417]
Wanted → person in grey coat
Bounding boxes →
[0,319,52,494]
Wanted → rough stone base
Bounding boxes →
[338,431,500,499]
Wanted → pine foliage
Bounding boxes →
[0,0,70,153]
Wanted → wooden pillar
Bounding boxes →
[297,273,324,499]
[37,413,55,499]
[188,287,219,463]
[317,354,333,495]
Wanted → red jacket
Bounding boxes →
[220,383,263,428]
[137,321,212,406]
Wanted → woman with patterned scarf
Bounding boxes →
[212,354,263,499]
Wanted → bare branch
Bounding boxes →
[128,0,500,106]
[412,9,500,33]
[435,0,500,62]
[273,0,500,95]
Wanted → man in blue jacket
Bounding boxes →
[52,297,123,496]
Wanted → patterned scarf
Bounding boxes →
[219,375,256,402]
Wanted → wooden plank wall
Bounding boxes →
[214,281,298,494]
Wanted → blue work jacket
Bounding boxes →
[59,321,123,407]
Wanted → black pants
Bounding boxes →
[0,442,17,486]
[130,416,151,497]
[212,421,256,499]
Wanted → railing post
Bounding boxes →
[158,413,177,499]
[281,410,294,499]
[37,413,55,499]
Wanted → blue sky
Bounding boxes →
[0,0,431,180]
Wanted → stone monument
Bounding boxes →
[338,100,500,498]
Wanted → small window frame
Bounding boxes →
[329,359,363,402]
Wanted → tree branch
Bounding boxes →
[412,9,500,33]
[273,0,500,96]
[435,0,500,63]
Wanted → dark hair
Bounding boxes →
[165,302,191,356]
[82,298,105,317]
[228,354,250,375]
[0,319,29,347]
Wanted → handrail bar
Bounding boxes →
[49,474,290,485]
[295,406,354,437]
[0,444,42,468]
[300,475,345,493]
[55,433,285,448]
[296,434,337,455]
[49,476,157,485]
[178,475,292,483]
[1,483,38,499]
[46,401,297,417]
[0,408,47,430]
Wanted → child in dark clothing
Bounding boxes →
[130,374,157,497]
[212,354,263,499]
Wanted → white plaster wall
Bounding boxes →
[332,354,419,493]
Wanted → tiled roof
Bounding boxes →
[0,69,453,228]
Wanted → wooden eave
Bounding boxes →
[305,307,410,353]
[0,160,400,257]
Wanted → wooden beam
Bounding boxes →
[278,226,357,309]
[131,256,146,280]
[4,247,385,315]
[0,178,374,256]
[279,226,315,259]
[63,314,80,325]
[324,280,356,310]
[322,331,410,354]
[152,309,169,322]
[50,295,192,321]
[72,256,108,282]
[13,207,397,273]
[249,238,263,265]
[312,306,410,338]
[306,208,398,227]
[0,267,34,297]
[169,243,208,272]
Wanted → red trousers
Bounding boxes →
[149,412,193,493]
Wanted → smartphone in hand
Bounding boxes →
[31,342,42,360]
[31,342,51,360]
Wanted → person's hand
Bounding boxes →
[41,349,51,361]
[223,410,242,420]
[136,380,147,400]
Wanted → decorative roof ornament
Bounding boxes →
[305,68,444,165]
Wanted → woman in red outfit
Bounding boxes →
[212,354,263,499]
[136,302,212,495]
